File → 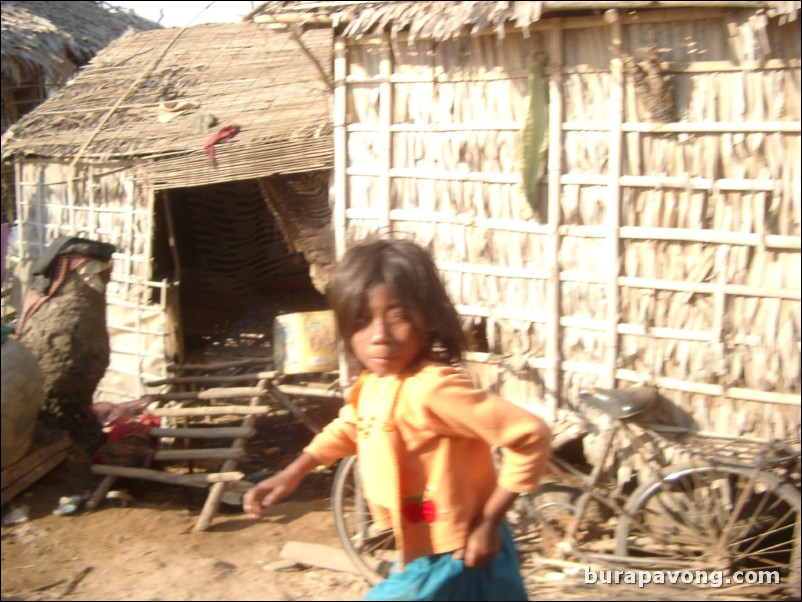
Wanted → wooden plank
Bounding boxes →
[1,449,68,506]
[167,358,268,372]
[1,432,71,490]
[90,464,245,485]
[149,426,256,439]
[150,405,273,417]
[266,382,322,434]
[154,448,244,461]
[280,541,373,576]
[277,384,343,399]
[146,371,278,386]
[150,387,266,401]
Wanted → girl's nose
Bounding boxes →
[369,319,390,341]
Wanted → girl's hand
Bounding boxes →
[243,452,321,518]
[451,520,502,567]
[452,486,518,566]
[242,471,300,518]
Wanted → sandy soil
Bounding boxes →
[2,402,370,602]
[3,400,794,602]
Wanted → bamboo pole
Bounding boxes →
[462,358,800,407]
[439,261,549,280]
[348,168,795,193]
[619,226,798,250]
[338,58,802,85]
[562,121,802,133]
[605,9,624,388]
[379,33,393,232]
[546,22,564,417]
[348,165,519,183]
[345,120,802,134]
[712,246,730,379]
[87,165,96,241]
[66,165,76,237]
[613,369,801,407]
[561,173,778,192]
[14,161,26,257]
[349,122,523,132]
[334,37,348,259]
[618,276,799,301]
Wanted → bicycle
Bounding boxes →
[330,385,801,597]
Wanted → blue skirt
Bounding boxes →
[364,523,528,601]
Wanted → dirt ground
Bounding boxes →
[2,398,794,602]
[1,401,371,602]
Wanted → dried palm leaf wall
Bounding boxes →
[13,159,328,403]
[336,7,801,439]
[14,159,170,402]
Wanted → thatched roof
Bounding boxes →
[1,1,161,86]
[251,1,801,40]
[1,22,334,186]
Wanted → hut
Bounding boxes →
[247,1,801,440]
[1,21,336,403]
[1,0,161,221]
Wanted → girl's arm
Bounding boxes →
[243,451,321,517]
[452,486,519,566]
[244,401,359,518]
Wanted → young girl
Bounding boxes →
[244,238,551,601]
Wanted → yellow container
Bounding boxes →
[273,310,338,374]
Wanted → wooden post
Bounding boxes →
[712,245,729,393]
[546,21,565,419]
[333,37,348,259]
[66,165,76,237]
[605,9,625,389]
[379,32,394,234]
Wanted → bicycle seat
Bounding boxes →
[577,386,658,420]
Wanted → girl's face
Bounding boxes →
[350,283,427,377]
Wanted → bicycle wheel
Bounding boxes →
[331,456,395,584]
[615,463,801,597]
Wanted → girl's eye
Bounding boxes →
[389,310,408,322]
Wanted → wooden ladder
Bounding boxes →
[86,359,332,531]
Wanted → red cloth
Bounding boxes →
[204,125,239,160]
[92,414,160,466]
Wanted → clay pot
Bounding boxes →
[1,335,45,468]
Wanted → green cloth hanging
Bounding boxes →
[520,57,549,218]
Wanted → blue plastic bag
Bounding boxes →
[364,523,528,601]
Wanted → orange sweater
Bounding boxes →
[304,361,552,565]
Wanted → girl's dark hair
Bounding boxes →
[328,238,466,364]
